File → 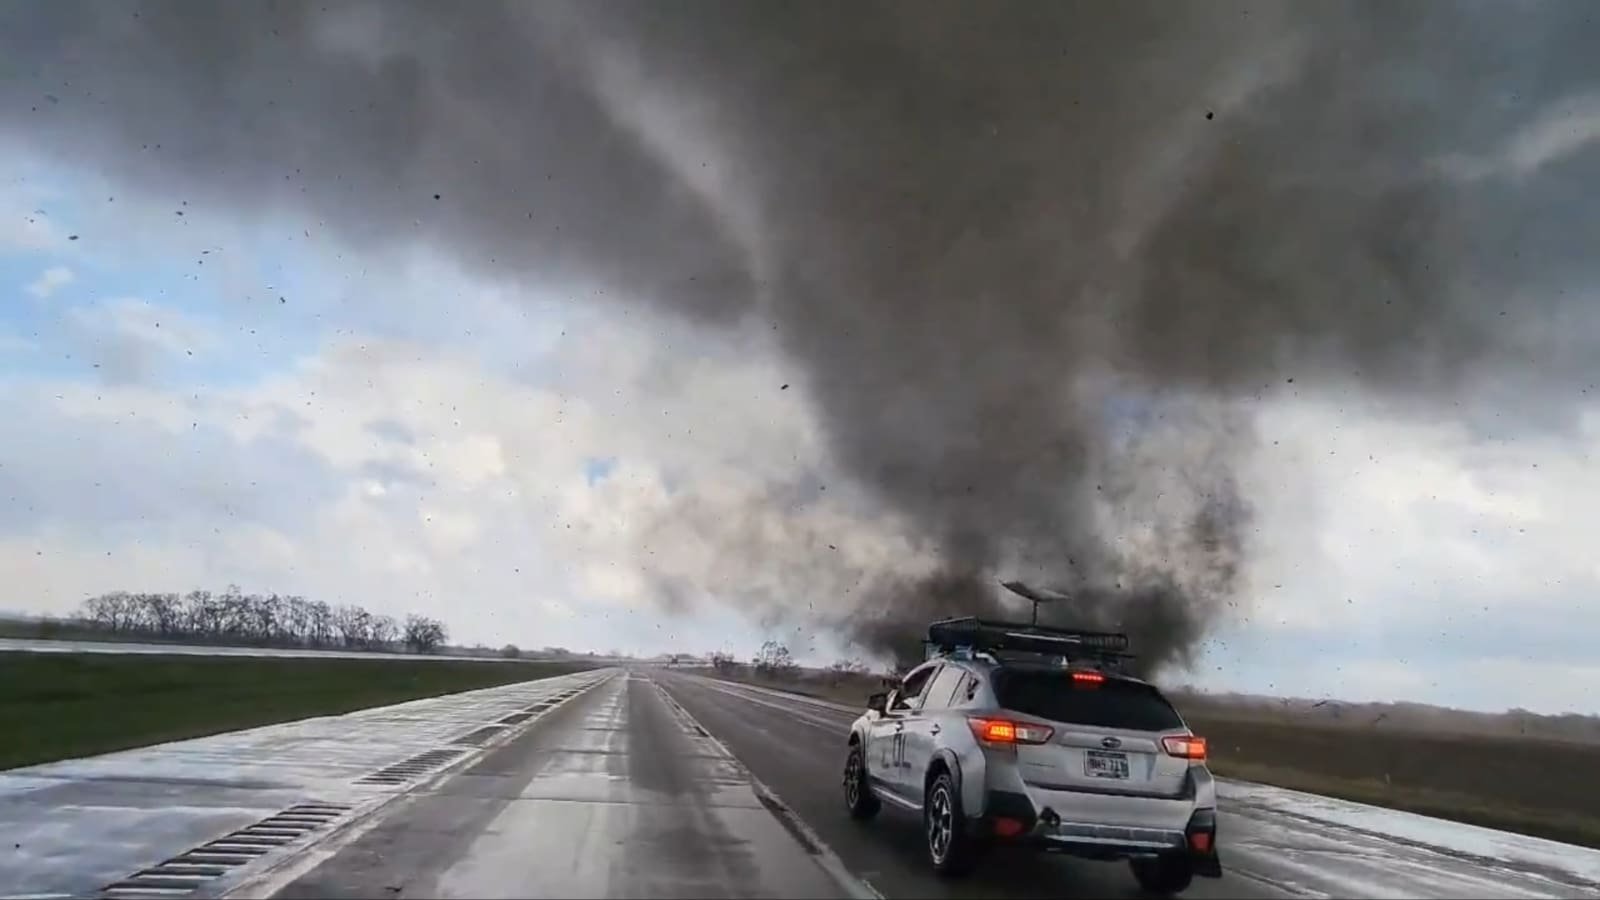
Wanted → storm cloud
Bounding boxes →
[5,1,1599,671]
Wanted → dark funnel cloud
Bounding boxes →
[5,2,1599,673]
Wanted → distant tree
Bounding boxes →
[72,586,458,656]
[306,600,334,646]
[369,614,400,648]
[333,604,371,648]
[403,614,447,653]
[753,640,797,678]
[499,643,522,659]
[826,658,869,684]
[709,650,739,674]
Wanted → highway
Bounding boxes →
[4,668,1599,899]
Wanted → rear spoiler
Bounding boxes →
[926,615,1132,661]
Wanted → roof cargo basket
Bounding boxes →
[925,616,1134,669]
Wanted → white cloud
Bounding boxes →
[1,306,876,656]
[0,205,66,251]
[64,297,222,382]
[1436,90,1600,181]
[24,265,74,298]
[13,326,1600,713]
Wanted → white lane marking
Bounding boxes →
[1223,863,1332,899]
[652,677,884,900]
[217,671,619,899]
[685,677,857,732]
[681,673,864,714]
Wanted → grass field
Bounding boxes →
[0,652,596,771]
[698,668,1600,850]
[1189,712,1600,850]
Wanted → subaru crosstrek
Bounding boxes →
[840,616,1221,895]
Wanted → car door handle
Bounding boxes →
[895,722,905,731]
[929,725,941,735]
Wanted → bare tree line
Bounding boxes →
[76,586,449,652]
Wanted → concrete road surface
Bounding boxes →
[265,671,867,899]
[0,669,611,899]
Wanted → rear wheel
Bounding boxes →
[1130,855,1194,895]
[924,771,979,876]
[842,742,879,820]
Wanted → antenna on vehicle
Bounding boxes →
[1000,580,1073,627]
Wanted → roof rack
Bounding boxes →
[925,616,1134,669]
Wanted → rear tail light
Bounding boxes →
[1162,734,1207,761]
[992,817,1026,838]
[968,717,1054,745]
[1070,670,1104,684]
[1186,808,1217,855]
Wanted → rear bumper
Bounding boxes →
[976,790,1222,876]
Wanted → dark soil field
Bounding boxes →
[0,652,597,771]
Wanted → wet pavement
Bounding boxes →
[659,674,1600,899]
[8,667,1599,899]
[0,668,610,899]
[266,672,867,899]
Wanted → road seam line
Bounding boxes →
[686,673,865,713]
[209,670,618,899]
[652,677,884,900]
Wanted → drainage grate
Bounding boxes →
[102,803,350,897]
[451,724,508,746]
[354,747,467,785]
[498,711,534,725]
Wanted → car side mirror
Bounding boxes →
[867,691,887,714]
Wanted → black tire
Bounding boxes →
[1130,855,1194,896]
[924,770,979,876]
[843,742,880,820]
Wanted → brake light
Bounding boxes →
[1162,734,1207,761]
[1070,671,1104,684]
[968,717,1053,744]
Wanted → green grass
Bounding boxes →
[0,652,597,771]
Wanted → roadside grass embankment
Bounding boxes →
[0,652,598,771]
[1188,711,1600,851]
[694,667,1600,851]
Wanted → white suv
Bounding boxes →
[841,617,1221,895]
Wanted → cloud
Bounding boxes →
[1437,90,1600,182]
[0,302,860,654]
[0,205,66,252]
[64,297,221,382]
[23,265,73,298]
[4,286,1600,711]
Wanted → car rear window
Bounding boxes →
[992,670,1184,731]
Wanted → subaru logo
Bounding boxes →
[1100,736,1122,749]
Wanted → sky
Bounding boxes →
[4,3,1600,715]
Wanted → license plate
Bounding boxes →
[1085,750,1129,779]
